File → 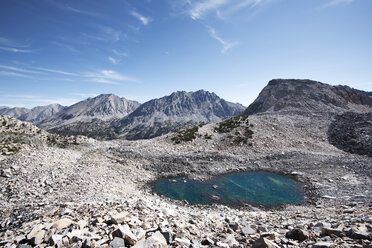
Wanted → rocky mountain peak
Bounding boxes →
[114,90,245,140]
[244,79,372,115]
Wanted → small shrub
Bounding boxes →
[204,133,212,139]
[171,125,199,144]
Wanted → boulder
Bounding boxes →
[252,237,280,248]
[285,228,308,242]
[109,237,125,248]
[312,242,336,248]
[112,224,137,246]
[110,212,129,225]
[132,231,167,248]
[242,226,256,236]
[26,224,46,246]
[49,234,63,246]
[52,218,74,230]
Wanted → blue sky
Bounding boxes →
[0,0,371,107]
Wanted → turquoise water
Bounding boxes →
[152,171,304,207]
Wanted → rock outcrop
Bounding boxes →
[328,112,372,157]
[244,79,372,115]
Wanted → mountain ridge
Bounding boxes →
[244,79,372,115]
[113,90,246,140]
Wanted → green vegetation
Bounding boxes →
[171,125,199,144]
[204,133,212,139]
[214,114,249,133]
[214,114,254,145]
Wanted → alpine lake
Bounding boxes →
[151,171,304,207]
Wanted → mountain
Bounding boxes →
[244,79,372,115]
[0,106,30,118]
[114,90,246,140]
[40,94,141,139]
[18,104,65,124]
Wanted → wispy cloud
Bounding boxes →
[27,66,78,76]
[131,11,152,25]
[51,41,79,53]
[84,70,137,85]
[208,27,239,53]
[189,0,228,20]
[108,56,119,65]
[323,0,355,8]
[0,46,36,53]
[186,0,269,19]
[47,0,101,17]
[99,26,122,42]
[0,63,137,85]
[62,5,101,17]
[0,71,34,78]
[0,65,43,74]
[112,49,128,57]
[81,26,122,43]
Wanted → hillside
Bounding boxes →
[244,79,372,115]
[0,115,92,155]
[0,107,30,118]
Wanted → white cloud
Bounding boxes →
[108,56,119,65]
[131,11,152,25]
[0,46,36,53]
[323,0,355,7]
[208,27,239,53]
[112,49,128,57]
[47,0,100,17]
[189,0,228,19]
[0,71,34,78]
[84,70,136,85]
[28,66,78,76]
[0,65,43,74]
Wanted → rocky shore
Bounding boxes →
[0,111,371,247]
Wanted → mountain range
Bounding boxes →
[17,90,244,140]
[1,79,371,140]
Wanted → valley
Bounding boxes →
[0,79,371,247]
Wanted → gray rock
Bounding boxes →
[201,238,214,245]
[109,237,125,248]
[17,245,32,248]
[160,229,174,244]
[285,228,308,242]
[110,212,129,225]
[242,225,256,236]
[1,168,12,178]
[132,231,167,248]
[191,239,200,248]
[252,237,279,248]
[49,234,63,246]
[346,229,371,240]
[112,224,137,246]
[312,242,336,248]
[321,227,343,238]
[26,224,46,246]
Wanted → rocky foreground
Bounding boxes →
[0,111,371,248]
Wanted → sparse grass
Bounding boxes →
[214,114,249,133]
[171,125,199,144]
[214,114,254,145]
